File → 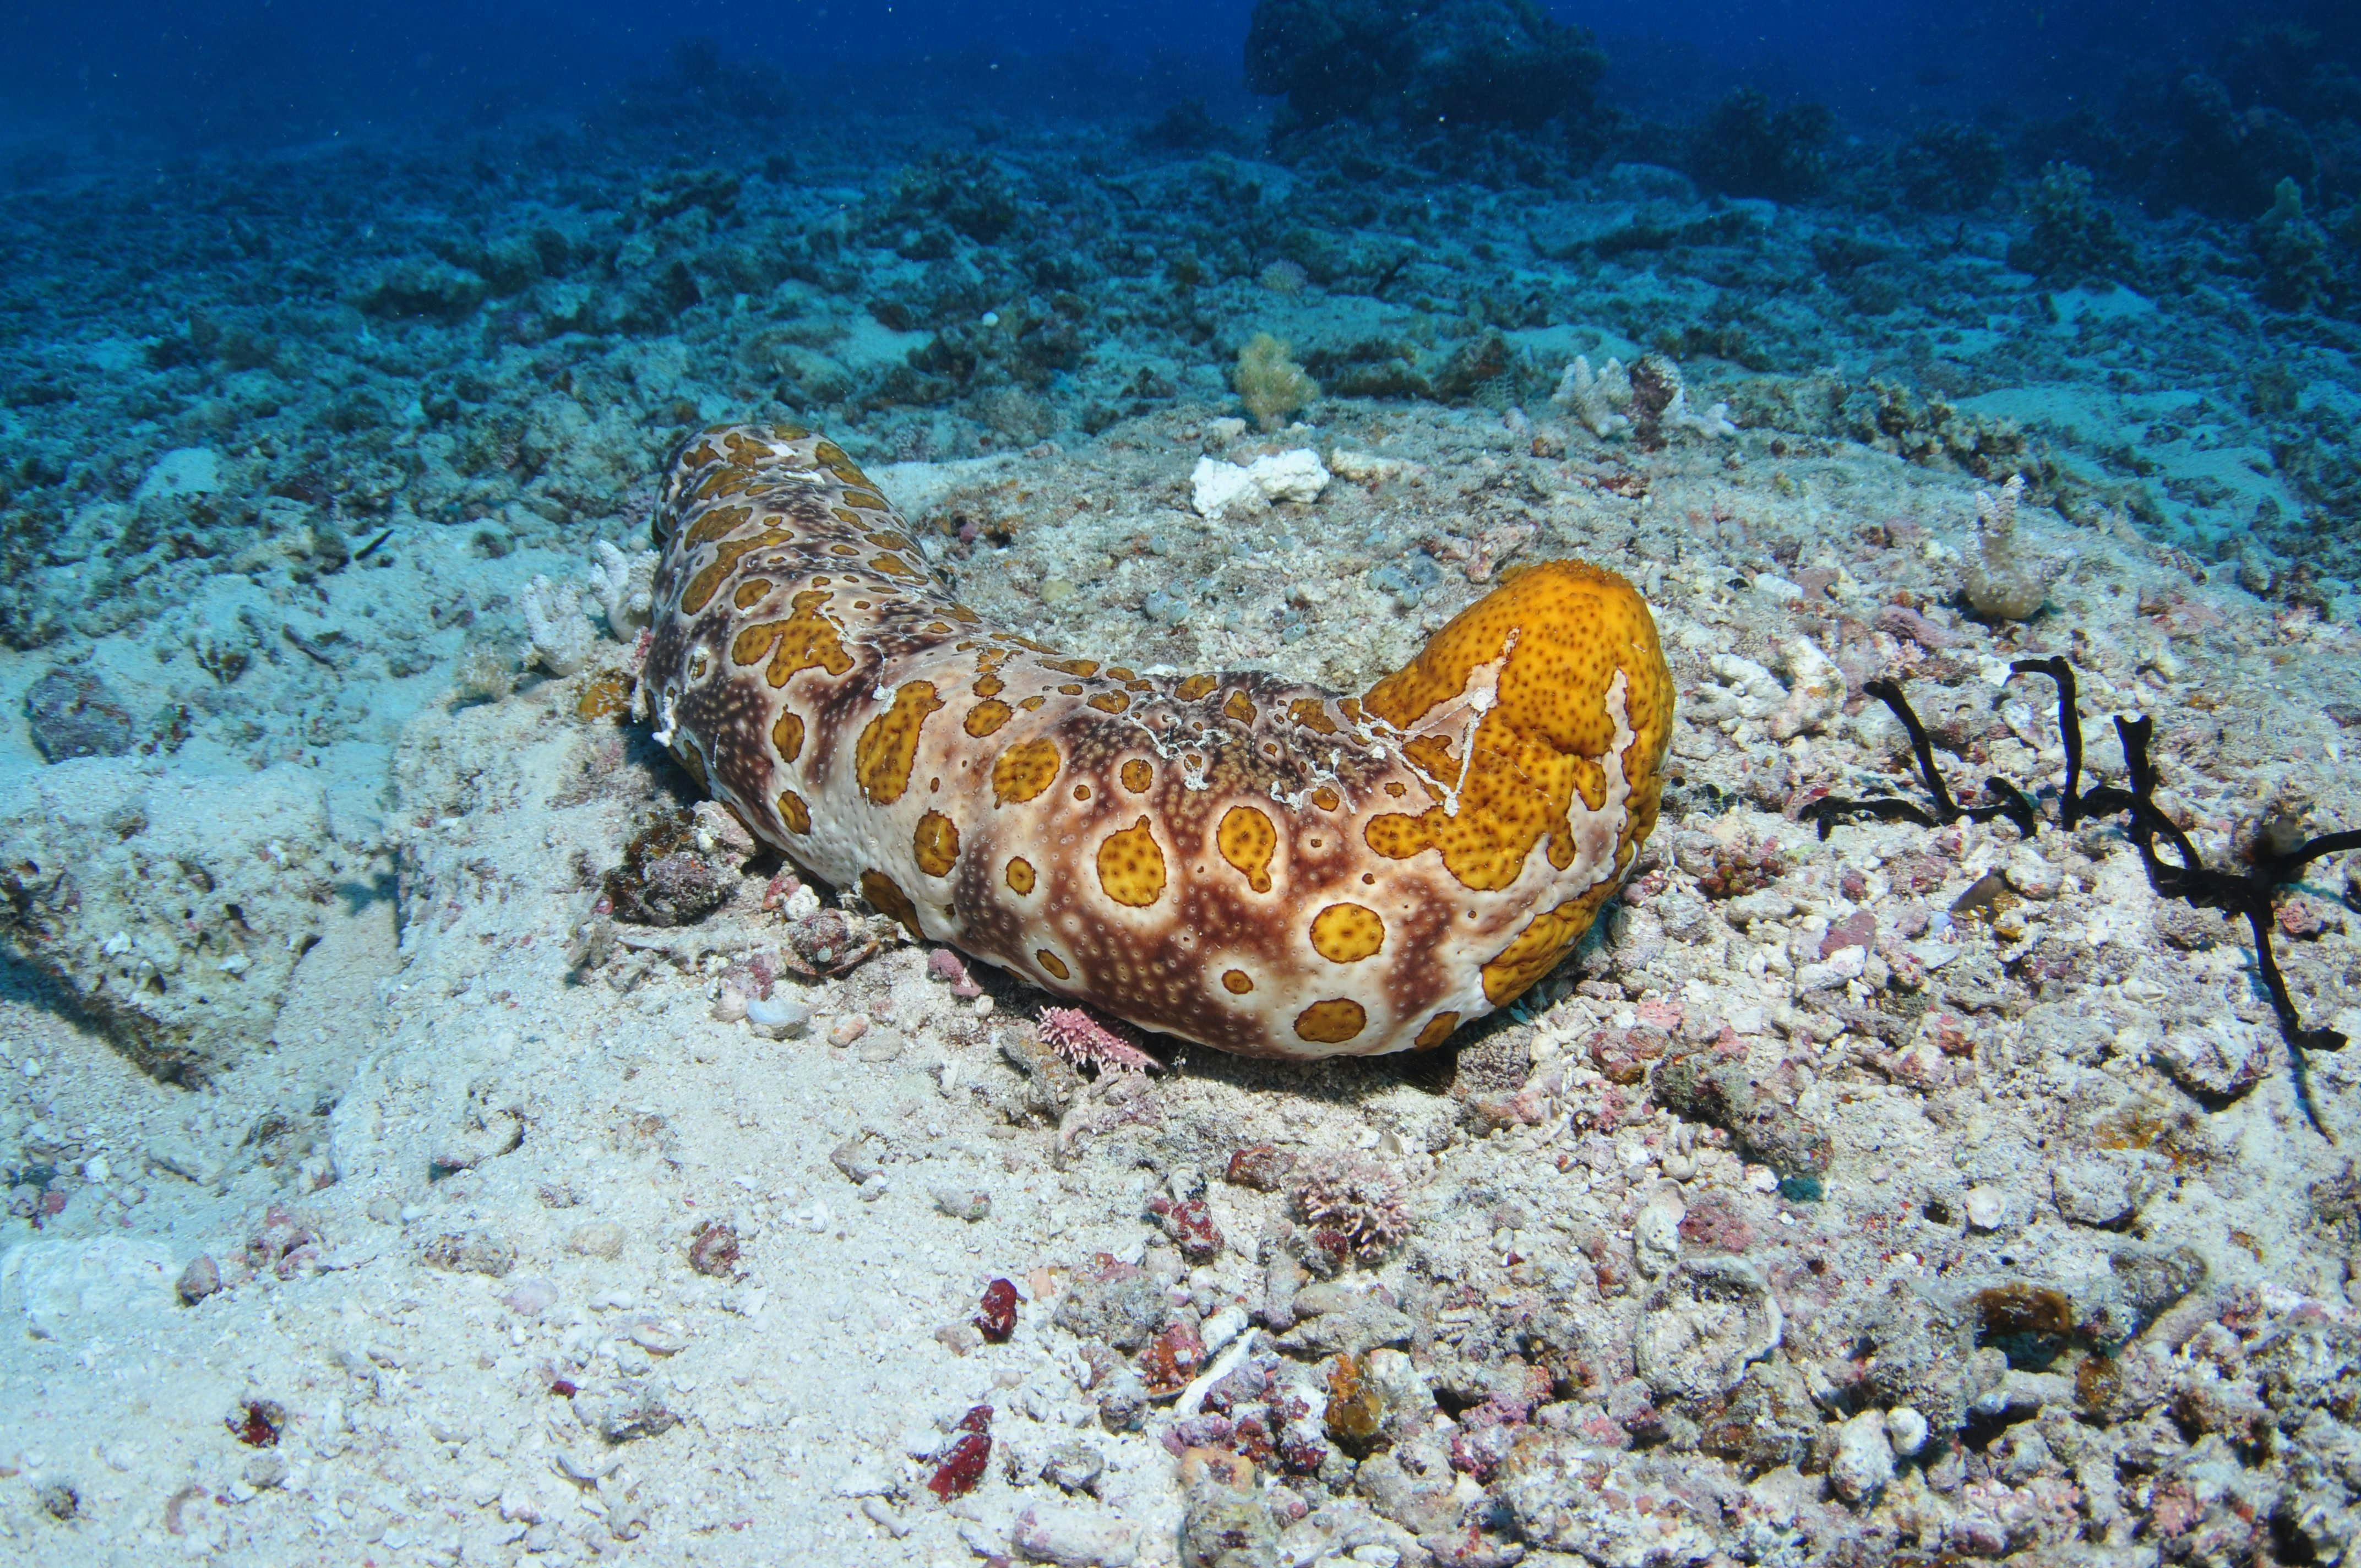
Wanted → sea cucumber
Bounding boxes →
[639,424,1673,1059]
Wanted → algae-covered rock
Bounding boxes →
[24,668,136,762]
[0,760,337,1081]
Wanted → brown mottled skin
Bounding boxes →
[641,424,1674,1059]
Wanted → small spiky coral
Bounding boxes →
[1288,1152,1412,1262]
[1037,1006,1161,1074]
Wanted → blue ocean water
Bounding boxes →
[7,2,2356,136]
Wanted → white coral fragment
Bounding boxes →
[1664,385,1738,440]
[519,575,598,677]
[1960,475,2063,620]
[585,540,660,639]
[1551,352,1733,440]
[1189,449,1331,520]
[1326,449,1423,485]
[1767,636,1845,741]
[1549,354,1632,438]
[1690,654,1784,732]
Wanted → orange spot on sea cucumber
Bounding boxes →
[1037,949,1070,980]
[913,810,960,877]
[1360,559,1672,896]
[1222,969,1254,994]
[1222,690,1258,724]
[1087,691,1130,714]
[1120,759,1152,793]
[776,788,810,834]
[1176,674,1218,702]
[1096,817,1168,908]
[965,699,1013,738]
[853,681,944,806]
[1309,903,1385,963]
[1216,805,1277,894]
[861,870,922,939]
[682,502,752,549]
[1312,786,1341,811]
[684,528,796,614]
[1481,886,1618,1006]
[733,578,774,609]
[1006,857,1036,895]
[1294,999,1367,1045]
[731,590,856,688]
[771,710,804,764]
[1416,1012,1460,1049]
[992,738,1062,805]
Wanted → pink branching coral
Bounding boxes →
[1288,1153,1412,1262]
[1037,1006,1161,1074]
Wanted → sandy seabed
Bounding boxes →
[2,101,2360,1567]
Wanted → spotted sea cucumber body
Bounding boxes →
[641,424,1673,1059]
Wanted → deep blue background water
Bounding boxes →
[5,1,2355,147]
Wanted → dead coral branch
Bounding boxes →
[1803,656,2360,1137]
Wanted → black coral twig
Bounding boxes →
[1803,656,2359,1137]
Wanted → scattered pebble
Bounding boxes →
[418,1231,515,1278]
[933,1186,992,1222]
[175,1254,221,1305]
[688,1219,742,1277]
[565,1221,626,1259]
[745,993,812,1038]
[1830,1408,1895,1503]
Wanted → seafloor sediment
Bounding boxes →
[1,102,2359,1567]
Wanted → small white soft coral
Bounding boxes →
[1550,354,1633,438]
[1662,384,1738,440]
[585,540,660,639]
[519,575,597,677]
[1961,475,2063,620]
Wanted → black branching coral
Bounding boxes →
[1802,657,2361,1137]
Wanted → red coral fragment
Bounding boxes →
[1677,1193,1758,1254]
[928,1407,994,1501]
[929,948,986,998]
[976,1278,1019,1343]
[1290,1153,1412,1263]
[227,1399,284,1447]
[1138,1319,1206,1398]
[1147,1197,1224,1264]
[1277,1422,1329,1474]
